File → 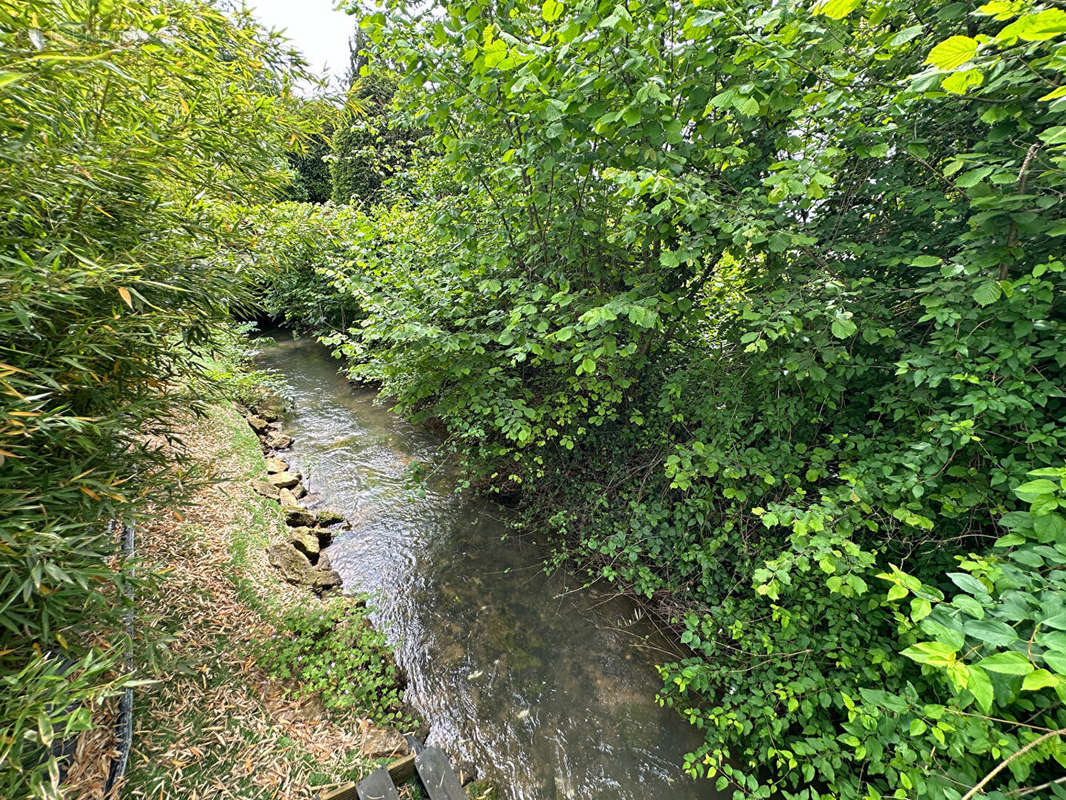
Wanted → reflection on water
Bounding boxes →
[255,333,718,800]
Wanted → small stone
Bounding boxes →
[314,509,345,527]
[278,488,299,507]
[251,481,280,501]
[311,569,343,595]
[284,506,316,528]
[266,543,314,585]
[245,415,270,433]
[265,431,293,449]
[291,482,307,500]
[265,457,288,474]
[267,471,302,489]
[359,727,408,759]
[316,551,332,572]
[259,409,279,422]
[289,527,320,560]
[254,395,286,420]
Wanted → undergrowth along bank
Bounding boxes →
[242,1,1066,798]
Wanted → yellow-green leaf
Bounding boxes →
[926,36,978,71]
[967,666,994,712]
[542,0,564,22]
[1021,668,1059,691]
[813,0,862,20]
[1038,85,1066,102]
[941,68,984,95]
[998,9,1066,42]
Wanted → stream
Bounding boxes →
[255,333,719,800]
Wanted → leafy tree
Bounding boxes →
[330,72,420,205]
[285,111,335,203]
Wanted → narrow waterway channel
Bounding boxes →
[256,333,719,800]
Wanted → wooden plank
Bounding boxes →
[356,767,401,800]
[319,754,414,800]
[414,746,466,800]
[320,783,357,800]
[387,753,416,785]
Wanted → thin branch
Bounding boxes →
[961,727,1066,800]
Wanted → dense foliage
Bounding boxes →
[260,599,410,725]
[329,73,420,205]
[248,0,1066,797]
[0,2,307,795]
[285,120,335,203]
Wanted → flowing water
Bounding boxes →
[256,333,719,800]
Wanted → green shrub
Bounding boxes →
[260,600,409,726]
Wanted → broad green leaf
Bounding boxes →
[1043,612,1066,630]
[998,9,1066,42]
[953,594,986,619]
[1039,126,1066,146]
[831,316,857,339]
[1021,668,1059,691]
[1044,651,1066,675]
[972,281,1001,307]
[978,651,1033,675]
[910,255,941,267]
[967,665,994,712]
[890,25,924,47]
[963,619,1018,647]
[955,166,993,188]
[925,36,978,71]
[1014,479,1058,500]
[941,69,983,95]
[901,641,957,668]
[911,597,932,622]
[948,572,989,596]
[887,583,908,601]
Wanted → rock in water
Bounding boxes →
[316,551,332,572]
[311,569,342,595]
[265,456,288,474]
[284,506,317,528]
[289,527,320,560]
[264,431,293,449]
[245,415,270,433]
[315,509,345,526]
[267,471,302,489]
[291,482,307,500]
[266,543,314,586]
[278,488,299,507]
[254,394,286,421]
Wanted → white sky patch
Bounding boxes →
[242,0,355,91]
